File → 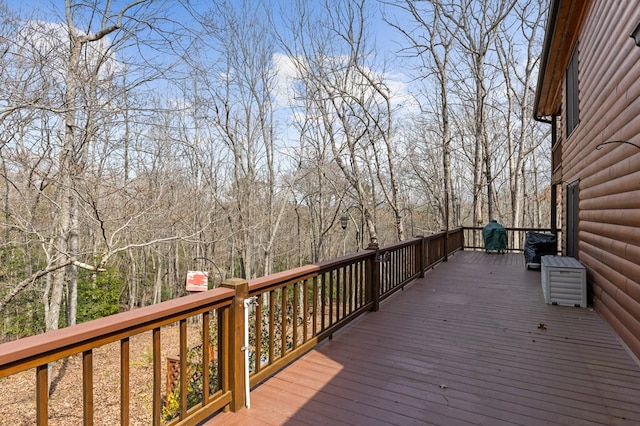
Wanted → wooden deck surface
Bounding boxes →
[206,251,640,425]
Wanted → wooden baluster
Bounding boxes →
[292,281,299,349]
[152,328,161,424]
[254,299,262,374]
[179,319,187,419]
[83,350,93,426]
[120,338,130,426]
[36,364,48,426]
[202,311,210,404]
[303,279,309,342]
[312,276,318,336]
[281,287,287,357]
[268,290,275,364]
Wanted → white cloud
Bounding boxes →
[272,52,300,108]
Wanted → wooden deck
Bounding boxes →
[206,251,640,425]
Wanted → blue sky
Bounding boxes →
[1,0,419,161]
[2,0,437,140]
[2,0,408,62]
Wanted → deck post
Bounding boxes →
[366,238,380,312]
[444,229,449,262]
[221,278,249,412]
[416,235,425,278]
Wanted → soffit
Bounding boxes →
[535,0,591,117]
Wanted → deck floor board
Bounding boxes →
[206,251,640,425]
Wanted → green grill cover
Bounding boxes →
[482,220,507,252]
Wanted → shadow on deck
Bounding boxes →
[207,251,640,425]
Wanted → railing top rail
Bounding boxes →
[248,230,463,294]
[378,227,462,251]
[462,226,555,232]
[379,236,421,251]
[0,287,235,377]
[248,251,375,293]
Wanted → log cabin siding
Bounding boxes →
[554,0,640,358]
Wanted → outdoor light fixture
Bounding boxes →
[340,215,348,230]
[632,20,640,46]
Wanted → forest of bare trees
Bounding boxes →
[0,0,550,339]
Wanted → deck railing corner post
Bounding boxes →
[221,278,249,412]
[444,228,449,262]
[416,235,425,278]
[366,238,380,312]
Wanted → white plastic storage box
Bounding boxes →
[541,256,586,307]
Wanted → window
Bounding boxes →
[566,45,579,136]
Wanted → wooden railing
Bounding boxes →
[462,226,559,253]
[0,229,463,425]
[245,228,463,396]
[0,288,236,425]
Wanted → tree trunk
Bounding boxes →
[128,250,137,310]
[153,255,162,305]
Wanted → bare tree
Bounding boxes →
[496,0,547,227]
[290,119,348,261]
[193,0,287,278]
[281,0,401,246]
[386,0,455,235]
[434,0,516,225]
[0,0,197,331]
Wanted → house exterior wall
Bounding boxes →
[556,0,640,357]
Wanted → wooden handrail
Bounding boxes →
[461,226,560,253]
[0,287,235,377]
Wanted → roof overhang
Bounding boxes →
[534,0,591,118]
